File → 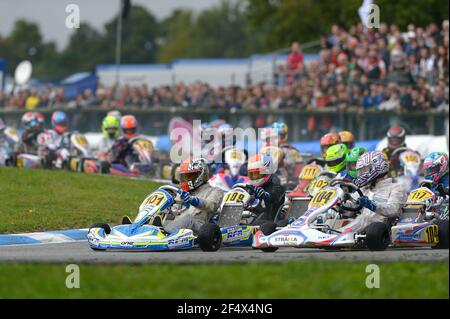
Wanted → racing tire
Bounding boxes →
[100,161,111,174]
[260,222,278,253]
[198,223,222,252]
[89,223,111,235]
[433,220,449,249]
[365,222,390,251]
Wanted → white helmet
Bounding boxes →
[247,153,275,187]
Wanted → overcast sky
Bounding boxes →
[0,0,225,50]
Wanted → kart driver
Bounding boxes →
[164,157,224,234]
[423,152,449,195]
[343,147,368,181]
[324,143,348,176]
[111,114,139,165]
[382,126,408,177]
[98,115,120,154]
[341,151,407,233]
[338,130,355,151]
[50,111,71,149]
[14,112,44,155]
[247,153,285,223]
[320,132,341,159]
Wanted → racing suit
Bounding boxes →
[164,183,224,234]
[252,175,286,224]
[14,129,42,155]
[342,177,407,233]
[382,145,407,177]
[112,136,136,165]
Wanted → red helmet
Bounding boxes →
[179,157,209,191]
[120,115,138,139]
[387,126,406,149]
[320,133,341,157]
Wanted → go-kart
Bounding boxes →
[0,127,19,166]
[87,185,221,251]
[391,186,448,249]
[253,179,395,252]
[210,183,262,248]
[274,168,335,225]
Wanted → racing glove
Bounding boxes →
[358,196,377,212]
[254,187,272,202]
[180,190,202,207]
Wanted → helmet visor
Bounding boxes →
[388,137,404,147]
[248,171,264,181]
[180,172,199,183]
[326,157,345,167]
[424,164,440,176]
[357,165,371,176]
[321,145,331,156]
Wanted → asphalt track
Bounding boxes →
[0,241,448,264]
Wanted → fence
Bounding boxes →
[1,107,448,142]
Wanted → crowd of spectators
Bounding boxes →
[0,21,448,113]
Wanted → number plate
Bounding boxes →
[310,189,337,207]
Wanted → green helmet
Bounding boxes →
[102,115,120,139]
[324,143,348,173]
[346,146,368,178]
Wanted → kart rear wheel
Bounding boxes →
[433,220,449,249]
[198,223,222,252]
[260,222,278,253]
[365,222,390,251]
[89,223,111,235]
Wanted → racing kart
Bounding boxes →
[274,167,334,225]
[253,179,391,252]
[0,127,19,166]
[394,147,423,191]
[87,185,222,251]
[210,183,262,248]
[391,186,448,249]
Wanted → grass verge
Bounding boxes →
[0,167,161,233]
[0,261,447,298]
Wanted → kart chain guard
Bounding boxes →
[219,206,243,228]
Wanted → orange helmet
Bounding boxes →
[338,131,355,150]
[179,157,209,191]
[320,132,341,157]
[120,115,138,139]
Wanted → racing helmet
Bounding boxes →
[346,147,368,178]
[179,157,209,191]
[387,126,406,149]
[354,151,390,188]
[34,112,45,130]
[218,123,234,147]
[107,110,122,122]
[51,111,69,134]
[272,122,289,144]
[324,144,348,173]
[320,132,341,157]
[247,153,275,187]
[423,152,449,183]
[120,115,138,139]
[338,130,355,150]
[21,112,40,132]
[102,115,120,139]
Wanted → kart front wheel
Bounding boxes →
[260,222,278,253]
[89,223,111,235]
[198,223,222,252]
[433,220,449,249]
[365,222,390,251]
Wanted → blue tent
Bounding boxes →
[60,72,97,100]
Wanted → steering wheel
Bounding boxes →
[391,147,415,157]
[329,179,364,212]
[158,185,189,208]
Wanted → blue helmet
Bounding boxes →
[51,111,68,134]
[272,122,288,143]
